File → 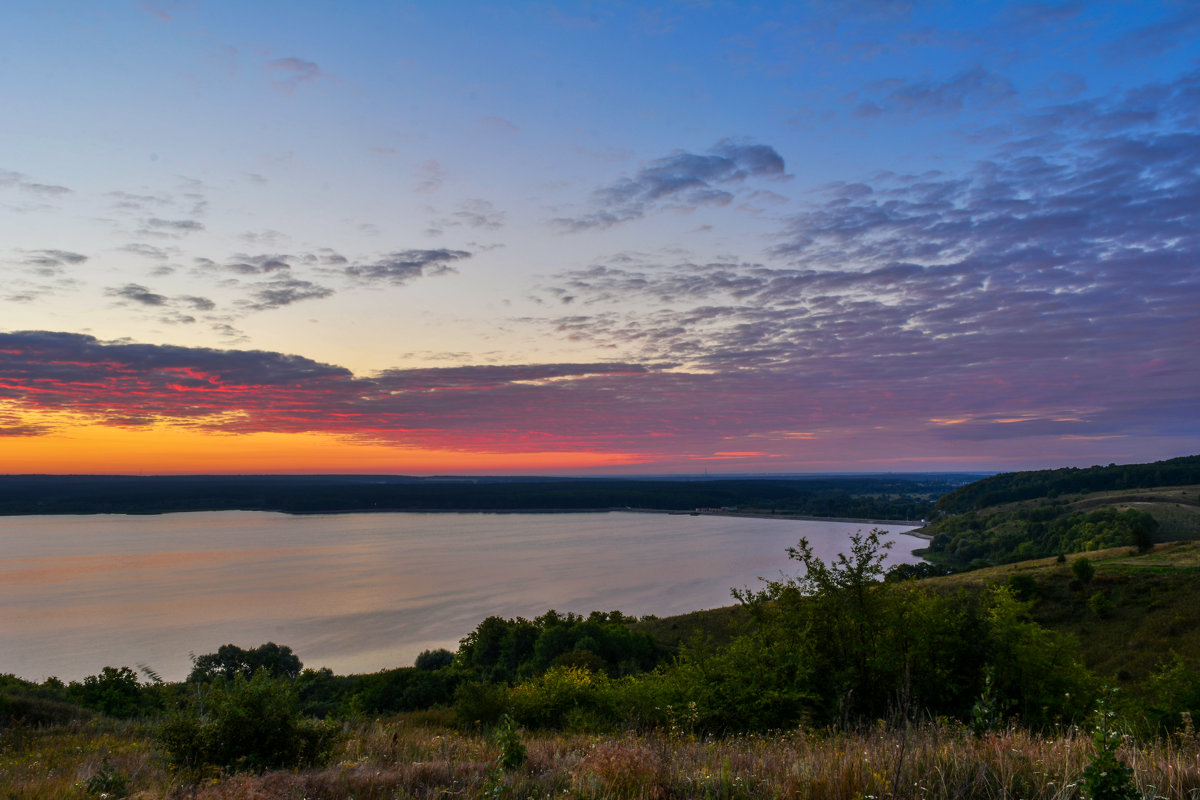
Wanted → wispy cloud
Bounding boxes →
[19,250,88,274]
[0,168,71,197]
[266,57,333,94]
[426,200,505,236]
[343,249,471,285]
[107,283,168,306]
[141,217,205,236]
[855,67,1016,118]
[554,140,786,231]
[242,276,335,311]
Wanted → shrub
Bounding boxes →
[494,713,527,769]
[1146,653,1200,733]
[1080,692,1139,800]
[452,680,509,728]
[1089,591,1115,619]
[508,665,614,729]
[1072,557,1095,584]
[158,670,338,774]
[1006,572,1038,600]
[83,759,130,799]
[0,691,91,727]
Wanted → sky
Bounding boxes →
[0,0,1197,475]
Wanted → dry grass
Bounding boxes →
[0,719,172,799]
[6,716,1200,799]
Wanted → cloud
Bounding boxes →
[107,284,168,306]
[1,317,1195,464]
[174,247,463,313]
[223,253,293,275]
[19,250,88,273]
[266,57,331,94]
[479,116,520,134]
[343,249,471,285]
[413,160,446,194]
[0,168,71,196]
[0,331,682,450]
[179,295,216,311]
[1106,5,1200,59]
[20,183,71,197]
[530,70,1200,455]
[119,243,173,260]
[554,140,786,231]
[855,67,1016,118]
[143,217,205,235]
[242,276,335,310]
[138,1,189,22]
[427,200,506,235]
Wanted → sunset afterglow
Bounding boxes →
[2,2,1197,473]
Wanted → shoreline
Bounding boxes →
[0,505,929,534]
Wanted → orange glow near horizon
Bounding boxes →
[0,421,646,475]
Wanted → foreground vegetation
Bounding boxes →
[6,713,1200,799]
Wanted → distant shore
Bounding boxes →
[644,508,929,535]
[0,504,930,534]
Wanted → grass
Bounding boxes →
[6,715,1200,799]
[0,719,170,799]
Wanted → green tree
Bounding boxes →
[67,666,145,718]
[1072,556,1095,584]
[189,642,302,683]
[733,529,903,722]
[984,586,1095,726]
[415,648,454,671]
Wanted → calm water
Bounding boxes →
[0,511,922,682]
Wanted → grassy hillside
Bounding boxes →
[923,541,1200,686]
[914,455,1200,568]
[932,454,1200,514]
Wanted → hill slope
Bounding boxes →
[918,456,1200,567]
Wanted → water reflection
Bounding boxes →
[0,511,922,681]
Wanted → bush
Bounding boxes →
[494,713,527,769]
[1006,572,1038,601]
[1080,693,1139,800]
[158,670,339,774]
[1146,653,1200,733]
[508,665,614,729]
[452,681,509,728]
[0,691,91,728]
[1072,557,1095,584]
[1089,591,1115,619]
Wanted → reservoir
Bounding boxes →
[0,511,923,682]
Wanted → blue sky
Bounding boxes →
[1,1,1197,473]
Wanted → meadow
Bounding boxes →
[7,712,1200,800]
